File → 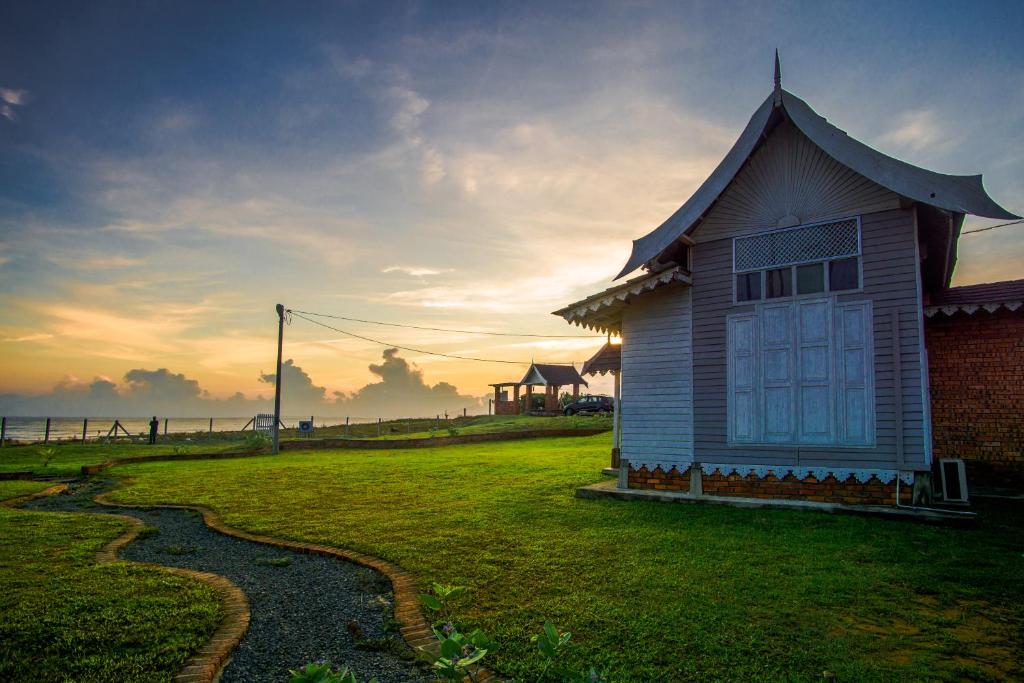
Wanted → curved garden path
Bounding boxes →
[22,479,446,683]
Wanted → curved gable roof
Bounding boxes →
[616,89,1019,279]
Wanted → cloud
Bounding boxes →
[259,359,328,409]
[2,333,56,343]
[0,350,477,419]
[1,87,29,121]
[334,348,478,417]
[877,109,951,154]
[0,369,261,417]
[382,265,449,276]
[0,88,29,105]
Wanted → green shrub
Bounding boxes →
[289,662,377,683]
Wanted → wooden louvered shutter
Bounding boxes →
[760,303,795,443]
[727,313,758,443]
[835,301,875,446]
[797,298,834,444]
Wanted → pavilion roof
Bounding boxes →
[519,363,588,387]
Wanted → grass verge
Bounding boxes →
[0,441,249,477]
[287,413,611,441]
[106,434,1024,681]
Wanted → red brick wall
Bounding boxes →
[627,465,690,491]
[925,309,1024,488]
[701,471,911,505]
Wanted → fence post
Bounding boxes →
[0,417,5,447]
[163,418,168,436]
[436,415,440,430]
[82,418,89,444]
[209,417,213,434]
[463,407,467,418]
[44,417,51,445]
[377,417,381,437]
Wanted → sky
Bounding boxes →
[1,1,1022,417]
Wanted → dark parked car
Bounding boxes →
[563,395,613,416]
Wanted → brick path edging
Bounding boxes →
[0,482,70,507]
[92,492,498,682]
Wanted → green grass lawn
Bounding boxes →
[0,479,55,501]
[0,482,221,682]
[105,434,1024,682]
[290,413,611,440]
[0,416,607,476]
[0,441,249,477]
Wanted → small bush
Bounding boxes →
[243,432,272,451]
[37,447,56,468]
[289,662,377,683]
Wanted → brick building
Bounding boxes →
[925,280,1024,490]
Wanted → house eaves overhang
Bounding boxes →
[615,89,1020,280]
[924,278,1024,318]
[925,300,1022,318]
[552,266,691,334]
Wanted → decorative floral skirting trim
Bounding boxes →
[697,462,914,485]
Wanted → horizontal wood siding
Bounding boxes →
[695,121,901,242]
[691,207,927,470]
[621,285,694,468]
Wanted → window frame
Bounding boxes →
[725,298,877,449]
[731,217,864,306]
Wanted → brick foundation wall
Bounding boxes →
[925,309,1024,488]
[625,465,912,505]
[701,471,911,505]
[627,465,691,491]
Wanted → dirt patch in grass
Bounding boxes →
[842,596,1021,680]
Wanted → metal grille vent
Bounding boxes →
[735,219,859,272]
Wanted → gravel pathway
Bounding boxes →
[26,479,431,683]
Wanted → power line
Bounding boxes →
[289,309,603,338]
[962,218,1024,235]
[289,310,539,365]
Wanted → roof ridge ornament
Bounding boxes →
[773,49,782,107]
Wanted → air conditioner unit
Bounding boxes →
[938,459,969,503]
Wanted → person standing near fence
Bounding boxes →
[148,416,159,445]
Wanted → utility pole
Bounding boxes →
[272,303,285,454]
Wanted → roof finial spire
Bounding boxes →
[773,49,782,106]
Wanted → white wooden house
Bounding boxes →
[554,60,1019,506]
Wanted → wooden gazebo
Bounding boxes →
[491,363,587,415]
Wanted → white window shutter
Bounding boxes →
[760,303,795,443]
[727,313,758,442]
[835,301,875,446]
[797,298,834,444]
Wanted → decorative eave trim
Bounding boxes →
[924,301,1022,317]
[552,266,691,333]
[698,462,915,485]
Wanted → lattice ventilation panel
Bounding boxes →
[734,219,859,272]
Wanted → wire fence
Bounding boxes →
[0,412,490,445]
